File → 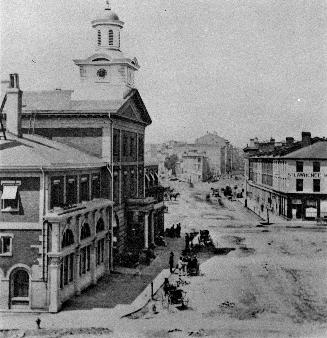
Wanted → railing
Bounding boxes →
[0,94,7,140]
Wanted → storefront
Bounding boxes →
[288,195,327,220]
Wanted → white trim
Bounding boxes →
[4,263,31,280]
[1,181,21,186]
[0,234,14,257]
[0,222,41,230]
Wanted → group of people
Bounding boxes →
[165,223,181,238]
[169,251,199,276]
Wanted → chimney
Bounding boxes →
[5,74,22,138]
[301,132,311,147]
[286,137,294,146]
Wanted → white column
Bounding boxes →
[51,222,60,253]
[49,257,61,313]
[150,212,155,244]
[74,247,81,295]
[144,212,149,249]
[91,239,97,285]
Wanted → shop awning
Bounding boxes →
[1,185,18,200]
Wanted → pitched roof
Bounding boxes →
[21,88,152,125]
[0,133,106,170]
[282,141,327,159]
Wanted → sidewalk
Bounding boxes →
[0,237,184,331]
[236,197,325,228]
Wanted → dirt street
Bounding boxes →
[120,179,327,338]
[2,179,327,338]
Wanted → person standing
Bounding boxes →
[176,223,181,238]
[169,252,174,273]
[185,233,190,250]
[178,257,183,276]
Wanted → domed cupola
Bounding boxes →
[73,1,140,100]
[91,1,124,51]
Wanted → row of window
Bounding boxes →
[113,166,144,203]
[296,179,320,192]
[296,161,320,172]
[51,174,100,210]
[60,239,105,288]
[97,29,120,47]
[113,129,144,162]
[62,218,105,249]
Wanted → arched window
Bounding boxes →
[62,229,74,248]
[97,30,101,46]
[11,269,29,298]
[80,222,91,240]
[96,218,105,233]
[108,30,114,45]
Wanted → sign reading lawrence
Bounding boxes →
[288,172,327,179]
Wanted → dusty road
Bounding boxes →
[122,179,327,337]
[2,179,327,338]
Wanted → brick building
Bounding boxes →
[244,132,327,221]
[0,75,113,312]
[0,3,165,311]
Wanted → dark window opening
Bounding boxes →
[313,179,320,192]
[96,218,105,233]
[313,161,320,172]
[80,176,89,202]
[66,177,77,205]
[80,222,91,240]
[51,177,64,209]
[296,161,303,172]
[12,270,29,298]
[123,136,128,157]
[296,179,303,192]
[130,137,135,157]
[109,30,114,45]
[62,229,74,248]
[92,175,101,199]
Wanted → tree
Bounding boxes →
[164,154,179,175]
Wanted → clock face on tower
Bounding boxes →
[97,68,107,79]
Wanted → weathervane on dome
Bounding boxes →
[105,0,111,10]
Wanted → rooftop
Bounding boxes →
[283,141,327,160]
[22,90,123,112]
[0,133,106,170]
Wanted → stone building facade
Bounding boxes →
[244,132,327,221]
[0,3,165,311]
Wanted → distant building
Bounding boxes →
[244,132,327,221]
[178,150,211,183]
[146,132,244,178]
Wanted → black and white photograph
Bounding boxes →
[0,0,326,337]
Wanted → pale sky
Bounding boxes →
[1,0,326,146]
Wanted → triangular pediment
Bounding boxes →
[120,104,141,121]
[115,89,152,125]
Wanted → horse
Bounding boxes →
[170,192,180,201]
